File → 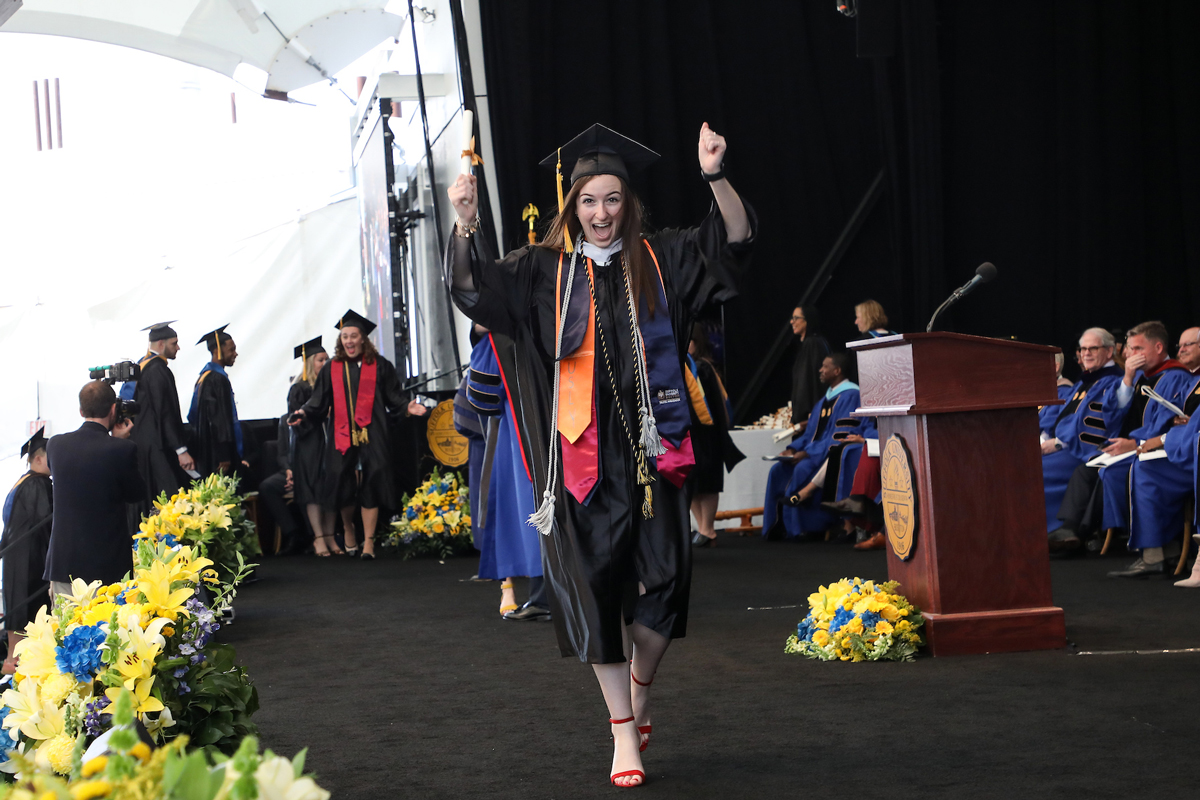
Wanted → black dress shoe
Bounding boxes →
[1048,528,1081,552]
[1107,558,1166,578]
[503,603,551,621]
[691,532,717,548]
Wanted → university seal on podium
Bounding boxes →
[880,434,918,560]
[426,400,468,467]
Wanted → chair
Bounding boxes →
[1099,498,1194,575]
[714,507,763,536]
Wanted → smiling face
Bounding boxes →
[313,352,330,374]
[340,326,364,359]
[574,174,624,247]
[1077,331,1111,372]
[790,308,806,337]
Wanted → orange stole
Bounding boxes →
[555,253,595,442]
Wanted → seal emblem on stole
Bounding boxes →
[879,434,918,560]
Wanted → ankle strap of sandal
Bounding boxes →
[630,671,653,687]
[609,716,635,725]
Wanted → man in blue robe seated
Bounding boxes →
[761,353,863,539]
[1113,330,1200,580]
[1043,328,1123,550]
[1057,322,1194,557]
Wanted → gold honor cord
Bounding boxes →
[556,147,573,254]
[344,360,369,447]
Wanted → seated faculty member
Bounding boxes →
[44,381,146,592]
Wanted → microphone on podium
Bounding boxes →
[926,262,998,332]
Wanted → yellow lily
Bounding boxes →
[62,579,103,607]
[135,561,193,621]
[11,632,60,681]
[1,677,42,734]
[105,675,163,715]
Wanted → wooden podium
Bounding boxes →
[848,333,1066,656]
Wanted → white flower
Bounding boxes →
[141,707,176,742]
[255,755,331,800]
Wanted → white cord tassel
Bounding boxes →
[528,489,556,536]
[640,409,667,457]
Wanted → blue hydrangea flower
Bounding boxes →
[829,607,855,634]
[406,508,418,520]
[55,624,107,680]
[860,611,882,630]
[115,587,132,605]
[161,533,179,548]
[796,614,817,642]
[0,708,16,761]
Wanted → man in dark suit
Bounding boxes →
[44,381,146,592]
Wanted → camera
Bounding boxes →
[89,361,140,385]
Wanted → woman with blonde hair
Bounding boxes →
[288,337,339,555]
[854,299,896,338]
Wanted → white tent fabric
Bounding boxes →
[2,0,403,93]
[0,195,364,521]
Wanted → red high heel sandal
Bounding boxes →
[631,671,653,752]
[608,717,645,788]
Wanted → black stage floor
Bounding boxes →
[220,535,1200,799]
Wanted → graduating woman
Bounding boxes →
[290,312,427,559]
[288,336,340,556]
[2,429,53,674]
[446,123,754,787]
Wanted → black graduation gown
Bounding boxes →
[286,382,328,505]
[791,334,829,425]
[688,358,745,494]
[190,368,239,477]
[300,356,408,510]
[444,204,756,663]
[2,472,53,631]
[131,354,188,503]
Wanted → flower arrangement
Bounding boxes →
[383,468,472,559]
[139,475,261,585]
[0,689,328,800]
[0,535,258,774]
[785,578,926,662]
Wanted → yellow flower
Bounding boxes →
[12,631,60,681]
[105,675,163,716]
[70,780,113,800]
[128,741,151,763]
[875,620,894,635]
[201,502,235,530]
[82,602,119,627]
[844,616,864,635]
[21,696,65,741]
[879,604,901,622]
[135,561,194,621]
[812,630,830,646]
[2,677,43,734]
[432,521,445,534]
[38,732,77,774]
[895,620,912,633]
[62,579,103,607]
[81,755,108,777]
[39,672,81,707]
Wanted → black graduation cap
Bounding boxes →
[335,310,376,336]
[293,335,325,360]
[21,427,47,458]
[539,124,660,185]
[196,325,233,359]
[142,321,178,342]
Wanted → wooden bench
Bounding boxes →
[714,507,764,536]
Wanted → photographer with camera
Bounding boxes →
[43,381,146,593]
[130,322,194,503]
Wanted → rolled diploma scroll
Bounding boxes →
[460,109,475,175]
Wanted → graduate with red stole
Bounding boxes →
[290,311,426,559]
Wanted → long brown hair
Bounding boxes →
[537,175,658,316]
[334,334,378,365]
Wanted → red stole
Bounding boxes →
[332,358,376,453]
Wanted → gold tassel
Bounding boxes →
[557,147,573,254]
[642,485,654,519]
[636,449,650,486]
[302,345,307,383]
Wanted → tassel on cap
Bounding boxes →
[556,147,573,254]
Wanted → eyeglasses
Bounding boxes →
[1178,340,1199,350]
[1078,346,1110,354]
[790,315,804,322]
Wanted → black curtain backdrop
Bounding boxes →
[477,0,1200,416]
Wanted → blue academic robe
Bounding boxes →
[1041,366,1124,531]
[1126,375,1200,550]
[1098,365,1194,532]
[1039,384,1075,438]
[761,384,863,538]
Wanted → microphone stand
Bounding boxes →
[926,278,977,332]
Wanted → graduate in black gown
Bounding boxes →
[287,336,339,555]
[187,326,245,477]
[686,324,744,547]
[291,311,427,559]
[445,123,754,787]
[2,429,53,673]
[129,321,195,506]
